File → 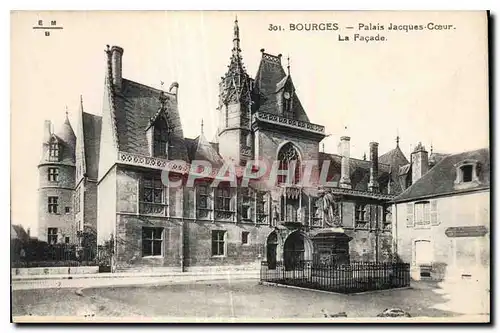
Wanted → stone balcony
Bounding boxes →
[252,111,326,139]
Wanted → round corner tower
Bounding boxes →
[37,114,76,245]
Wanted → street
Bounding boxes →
[11,279,488,321]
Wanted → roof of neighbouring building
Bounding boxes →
[393,148,490,202]
[318,152,392,193]
[379,144,410,194]
[110,78,188,161]
[82,112,102,180]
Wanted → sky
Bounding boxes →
[10,11,489,236]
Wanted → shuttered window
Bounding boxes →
[406,203,414,227]
[430,200,439,226]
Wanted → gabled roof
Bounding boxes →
[185,135,223,166]
[318,152,391,193]
[82,112,102,180]
[254,52,309,122]
[379,145,410,194]
[111,79,188,161]
[393,148,490,202]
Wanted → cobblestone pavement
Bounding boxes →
[11,279,490,322]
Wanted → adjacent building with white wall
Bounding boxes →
[392,146,490,282]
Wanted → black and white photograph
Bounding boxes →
[10,10,490,323]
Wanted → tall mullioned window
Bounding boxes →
[48,167,59,182]
[49,142,59,160]
[153,119,169,158]
[48,196,58,214]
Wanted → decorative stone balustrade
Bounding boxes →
[252,111,325,135]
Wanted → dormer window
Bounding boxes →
[153,118,169,158]
[49,141,60,161]
[461,165,473,182]
[454,160,480,189]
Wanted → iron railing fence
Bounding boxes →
[260,260,410,294]
[11,243,111,269]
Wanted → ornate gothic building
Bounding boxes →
[38,18,442,272]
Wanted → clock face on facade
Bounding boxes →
[284,92,291,100]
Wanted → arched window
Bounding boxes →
[153,118,169,158]
[277,143,301,184]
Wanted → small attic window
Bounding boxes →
[454,160,480,187]
[461,165,473,183]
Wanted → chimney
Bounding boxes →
[411,142,429,184]
[43,120,52,142]
[368,142,379,192]
[339,136,351,189]
[169,82,179,95]
[111,46,124,91]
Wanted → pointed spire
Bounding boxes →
[430,142,434,155]
[79,95,84,112]
[287,55,291,75]
[201,118,204,135]
[363,152,367,161]
[232,15,240,56]
[396,135,400,147]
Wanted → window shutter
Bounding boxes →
[430,200,439,226]
[230,190,236,212]
[406,203,414,227]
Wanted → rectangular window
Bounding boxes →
[49,143,59,159]
[461,165,473,182]
[140,175,167,215]
[197,184,209,209]
[48,196,58,214]
[355,204,366,221]
[142,227,163,257]
[65,237,70,244]
[47,167,59,182]
[142,176,164,203]
[47,228,58,244]
[414,202,431,226]
[65,207,71,214]
[215,187,231,211]
[211,230,226,256]
[240,188,253,220]
[242,231,250,245]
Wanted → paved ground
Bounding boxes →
[11,279,488,322]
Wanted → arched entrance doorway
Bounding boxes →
[266,232,278,269]
[284,231,313,270]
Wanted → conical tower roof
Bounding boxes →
[56,111,76,147]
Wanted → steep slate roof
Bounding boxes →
[82,112,102,180]
[393,148,490,202]
[318,152,391,193]
[379,145,410,195]
[112,78,188,161]
[185,136,222,165]
[254,53,309,122]
[429,152,449,166]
